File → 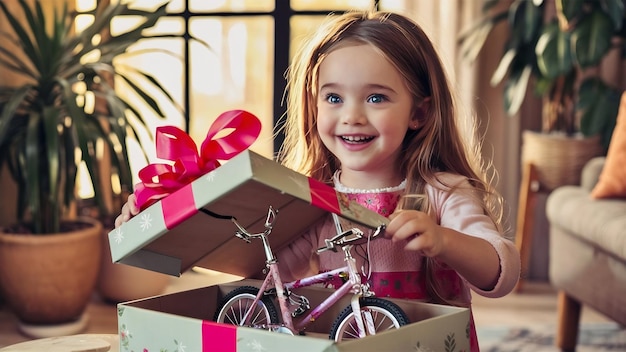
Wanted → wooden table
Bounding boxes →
[0,334,119,352]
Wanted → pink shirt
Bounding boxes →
[276,172,520,351]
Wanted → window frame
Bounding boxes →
[85,0,380,154]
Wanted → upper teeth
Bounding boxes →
[342,136,371,142]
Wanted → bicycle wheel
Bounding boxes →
[213,286,279,328]
[329,297,409,342]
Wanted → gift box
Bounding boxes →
[117,279,471,352]
[108,149,389,277]
[109,133,470,351]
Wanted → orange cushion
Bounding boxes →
[591,92,626,199]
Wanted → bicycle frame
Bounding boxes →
[244,247,368,336]
[233,208,380,337]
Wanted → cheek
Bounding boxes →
[376,120,411,140]
[315,110,333,135]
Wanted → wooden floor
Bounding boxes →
[0,270,612,348]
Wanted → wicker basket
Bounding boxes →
[521,131,604,192]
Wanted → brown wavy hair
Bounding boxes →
[277,10,504,305]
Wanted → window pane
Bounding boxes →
[111,16,185,37]
[116,0,175,12]
[164,0,185,12]
[291,0,373,11]
[189,17,274,158]
[75,0,95,12]
[189,0,274,13]
[290,15,328,59]
[378,0,410,12]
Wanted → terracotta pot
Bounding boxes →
[0,218,102,326]
[97,228,171,303]
[521,131,604,192]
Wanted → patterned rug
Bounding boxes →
[477,322,626,351]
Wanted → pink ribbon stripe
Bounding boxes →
[308,178,341,214]
[161,183,196,230]
[202,320,237,352]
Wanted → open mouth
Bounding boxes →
[340,135,375,144]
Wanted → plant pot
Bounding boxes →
[0,217,102,337]
[97,227,171,303]
[521,131,604,192]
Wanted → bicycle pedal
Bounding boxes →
[291,304,310,318]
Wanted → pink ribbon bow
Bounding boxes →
[134,110,262,210]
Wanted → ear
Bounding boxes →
[409,97,431,130]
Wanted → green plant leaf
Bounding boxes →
[42,106,60,208]
[458,9,505,63]
[0,1,41,74]
[602,0,625,30]
[0,86,32,147]
[25,111,43,233]
[490,48,517,86]
[0,40,37,78]
[504,65,533,116]
[0,0,202,233]
[578,78,621,149]
[509,0,543,45]
[559,0,585,22]
[572,9,614,68]
[536,20,574,78]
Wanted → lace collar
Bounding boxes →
[333,170,406,194]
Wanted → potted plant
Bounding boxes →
[459,0,625,190]
[0,0,177,337]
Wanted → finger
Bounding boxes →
[385,211,416,238]
[116,202,132,228]
[391,227,418,242]
[402,233,435,257]
[128,194,140,215]
[403,233,425,251]
[114,214,123,228]
[390,218,426,242]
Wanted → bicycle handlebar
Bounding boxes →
[316,224,386,254]
[232,206,277,242]
[229,206,386,253]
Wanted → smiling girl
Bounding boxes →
[275,11,520,351]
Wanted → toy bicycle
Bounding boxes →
[212,206,409,341]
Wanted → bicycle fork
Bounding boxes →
[345,245,373,338]
[241,264,297,333]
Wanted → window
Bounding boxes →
[79,0,415,162]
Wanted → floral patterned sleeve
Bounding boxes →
[275,216,330,281]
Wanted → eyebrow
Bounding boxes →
[319,82,397,93]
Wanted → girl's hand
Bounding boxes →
[386,209,503,290]
[385,210,446,258]
[114,193,140,228]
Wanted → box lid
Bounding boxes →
[108,150,389,278]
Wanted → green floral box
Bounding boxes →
[109,150,470,351]
[117,279,470,352]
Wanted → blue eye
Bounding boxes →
[326,94,342,104]
[367,94,386,103]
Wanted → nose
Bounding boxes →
[340,103,367,125]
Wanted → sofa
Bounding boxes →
[546,156,626,350]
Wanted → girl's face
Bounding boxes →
[316,43,417,188]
